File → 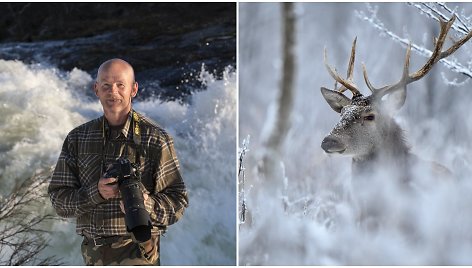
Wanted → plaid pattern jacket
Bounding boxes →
[48,110,188,238]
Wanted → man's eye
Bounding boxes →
[364,115,375,121]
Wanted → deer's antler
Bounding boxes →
[366,15,472,100]
[324,37,361,97]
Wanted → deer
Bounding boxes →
[320,16,472,232]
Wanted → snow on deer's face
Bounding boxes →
[321,93,384,158]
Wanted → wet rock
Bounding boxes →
[0,3,236,101]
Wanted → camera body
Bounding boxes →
[104,157,152,242]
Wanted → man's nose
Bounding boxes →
[111,84,119,93]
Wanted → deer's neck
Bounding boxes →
[352,121,411,182]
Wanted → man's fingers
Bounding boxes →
[98,177,119,200]
[99,177,117,185]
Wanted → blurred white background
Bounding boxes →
[239,3,472,265]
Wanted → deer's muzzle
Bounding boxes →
[321,136,346,154]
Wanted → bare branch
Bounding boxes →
[0,167,63,265]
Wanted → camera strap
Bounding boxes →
[130,111,146,171]
[132,111,141,147]
[101,110,145,171]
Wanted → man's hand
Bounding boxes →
[98,177,120,200]
[120,192,148,214]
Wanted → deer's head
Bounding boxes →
[321,15,472,159]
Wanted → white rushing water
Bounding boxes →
[0,59,236,265]
[239,3,472,265]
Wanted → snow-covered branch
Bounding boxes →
[356,3,472,85]
[238,135,250,226]
[410,3,470,34]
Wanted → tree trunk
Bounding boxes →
[260,2,296,185]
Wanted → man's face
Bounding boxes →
[94,62,138,115]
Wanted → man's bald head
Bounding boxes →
[97,58,135,83]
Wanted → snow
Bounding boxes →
[239,2,472,265]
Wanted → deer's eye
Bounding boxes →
[363,114,375,121]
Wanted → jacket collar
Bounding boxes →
[103,111,133,140]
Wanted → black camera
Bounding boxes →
[104,157,152,242]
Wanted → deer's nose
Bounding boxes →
[321,136,345,153]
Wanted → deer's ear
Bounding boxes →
[320,87,351,113]
[381,86,407,113]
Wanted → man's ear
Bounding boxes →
[132,81,138,98]
[93,82,99,97]
[320,87,351,113]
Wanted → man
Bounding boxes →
[48,58,188,265]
